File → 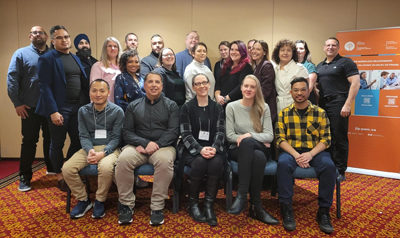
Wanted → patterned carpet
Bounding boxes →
[0,167,399,237]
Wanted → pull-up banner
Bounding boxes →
[337,27,400,174]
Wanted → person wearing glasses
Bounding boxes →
[36,25,89,191]
[7,26,54,192]
[154,47,185,108]
[176,73,225,226]
[183,42,215,102]
[90,37,122,103]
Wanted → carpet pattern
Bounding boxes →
[0,167,399,237]
[0,161,44,189]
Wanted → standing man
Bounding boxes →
[74,34,98,80]
[124,33,139,51]
[36,25,90,191]
[7,26,54,192]
[62,79,124,219]
[276,77,336,234]
[115,71,179,226]
[139,34,164,78]
[175,31,212,77]
[316,37,360,182]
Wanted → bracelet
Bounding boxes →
[309,151,314,157]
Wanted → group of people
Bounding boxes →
[360,71,399,90]
[7,24,362,234]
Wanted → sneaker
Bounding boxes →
[70,200,93,219]
[92,200,106,219]
[150,210,164,226]
[46,171,56,175]
[337,173,346,182]
[135,176,149,188]
[280,203,296,231]
[316,207,334,234]
[118,204,133,225]
[18,176,31,192]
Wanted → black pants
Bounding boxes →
[228,137,270,206]
[19,107,53,180]
[184,150,224,179]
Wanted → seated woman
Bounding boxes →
[183,43,215,102]
[214,41,230,85]
[295,40,318,104]
[215,40,253,106]
[177,73,225,226]
[90,37,122,103]
[154,47,185,108]
[226,75,279,225]
[114,49,145,111]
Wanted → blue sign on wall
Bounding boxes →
[354,90,380,116]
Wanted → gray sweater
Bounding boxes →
[78,102,124,155]
[225,100,273,147]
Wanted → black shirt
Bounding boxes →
[60,52,82,103]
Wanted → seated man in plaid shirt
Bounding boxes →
[275,77,336,234]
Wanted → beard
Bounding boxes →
[76,47,92,58]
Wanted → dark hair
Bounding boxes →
[247,39,256,45]
[295,39,313,64]
[125,33,138,42]
[219,41,230,49]
[221,40,249,76]
[325,37,340,46]
[151,34,163,40]
[272,39,297,65]
[156,47,177,71]
[290,77,309,89]
[191,42,208,55]
[119,49,140,73]
[360,71,366,78]
[49,25,68,38]
[192,73,210,86]
[381,71,389,77]
[90,78,110,90]
[252,40,270,61]
[144,71,162,82]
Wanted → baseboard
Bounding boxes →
[0,157,45,161]
[347,167,400,179]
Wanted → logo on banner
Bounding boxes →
[345,42,355,51]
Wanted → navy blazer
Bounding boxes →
[36,49,89,117]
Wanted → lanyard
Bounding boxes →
[92,104,107,130]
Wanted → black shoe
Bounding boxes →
[337,173,346,182]
[204,175,220,226]
[57,179,69,192]
[280,203,296,231]
[118,204,133,225]
[249,205,279,225]
[187,176,206,223]
[316,207,334,234]
[19,176,31,192]
[227,192,247,215]
[150,210,164,226]
[92,200,106,219]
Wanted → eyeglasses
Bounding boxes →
[53,35,70,40]
[107,45,119,49]
[193,81,209,87]
[30,31,46,36]
[162,54,174,58]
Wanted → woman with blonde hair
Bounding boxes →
[90,37,122,102]
[226,75,279,225]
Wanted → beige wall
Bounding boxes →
[1,0,400,158]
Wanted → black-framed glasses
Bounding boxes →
[30,31,46,36]
[53,35,70,40]
[194,81,209,87]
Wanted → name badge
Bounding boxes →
[95,129,107,139]
[198,130,209,141]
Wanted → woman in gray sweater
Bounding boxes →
[225,75,279,225]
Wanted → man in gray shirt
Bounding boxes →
[62,79,124,219]
[116,71,179,226]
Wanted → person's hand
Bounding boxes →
[136,145,147,154]
[200,147,216,159]
[295,152,312,168]
[87,149,105,164]
[236,133,251,147]
[145,142,159,155]
[263,142,271,148]
[51,112,64,126]
[216,95,225,105]
[340,104,351,117]
[15,105,30,119]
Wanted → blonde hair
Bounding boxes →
[242,75,265,133]
[100,37,122,68]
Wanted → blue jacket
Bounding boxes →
[35,49,89,117]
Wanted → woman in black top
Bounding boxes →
[177,73,225,226]
[214,41,230,85]
[154,47,185,107]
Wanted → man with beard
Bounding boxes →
[74,34,98,80]
[124,33,141,61]
[275,77,335,234]
[7,26,54,192]
[139,34,164,78]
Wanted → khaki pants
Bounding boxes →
[115,145,175,211]
[62,145,119,202]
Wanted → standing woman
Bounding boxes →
[215,40,253,106]
[272,39,308,113]
[214,41,230,84]
[177,73,225,226]
[184,43,215,102]
[251,40,277,122]
[295,40,317,104]
[114,49,145,112]
[154,47,185,108]
[226,75,279,225]
[90,37,122,103]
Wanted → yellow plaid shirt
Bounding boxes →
[275,102,331,150]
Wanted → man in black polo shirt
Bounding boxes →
[316,37,360,182]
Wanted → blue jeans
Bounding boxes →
[277,151,336,208]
